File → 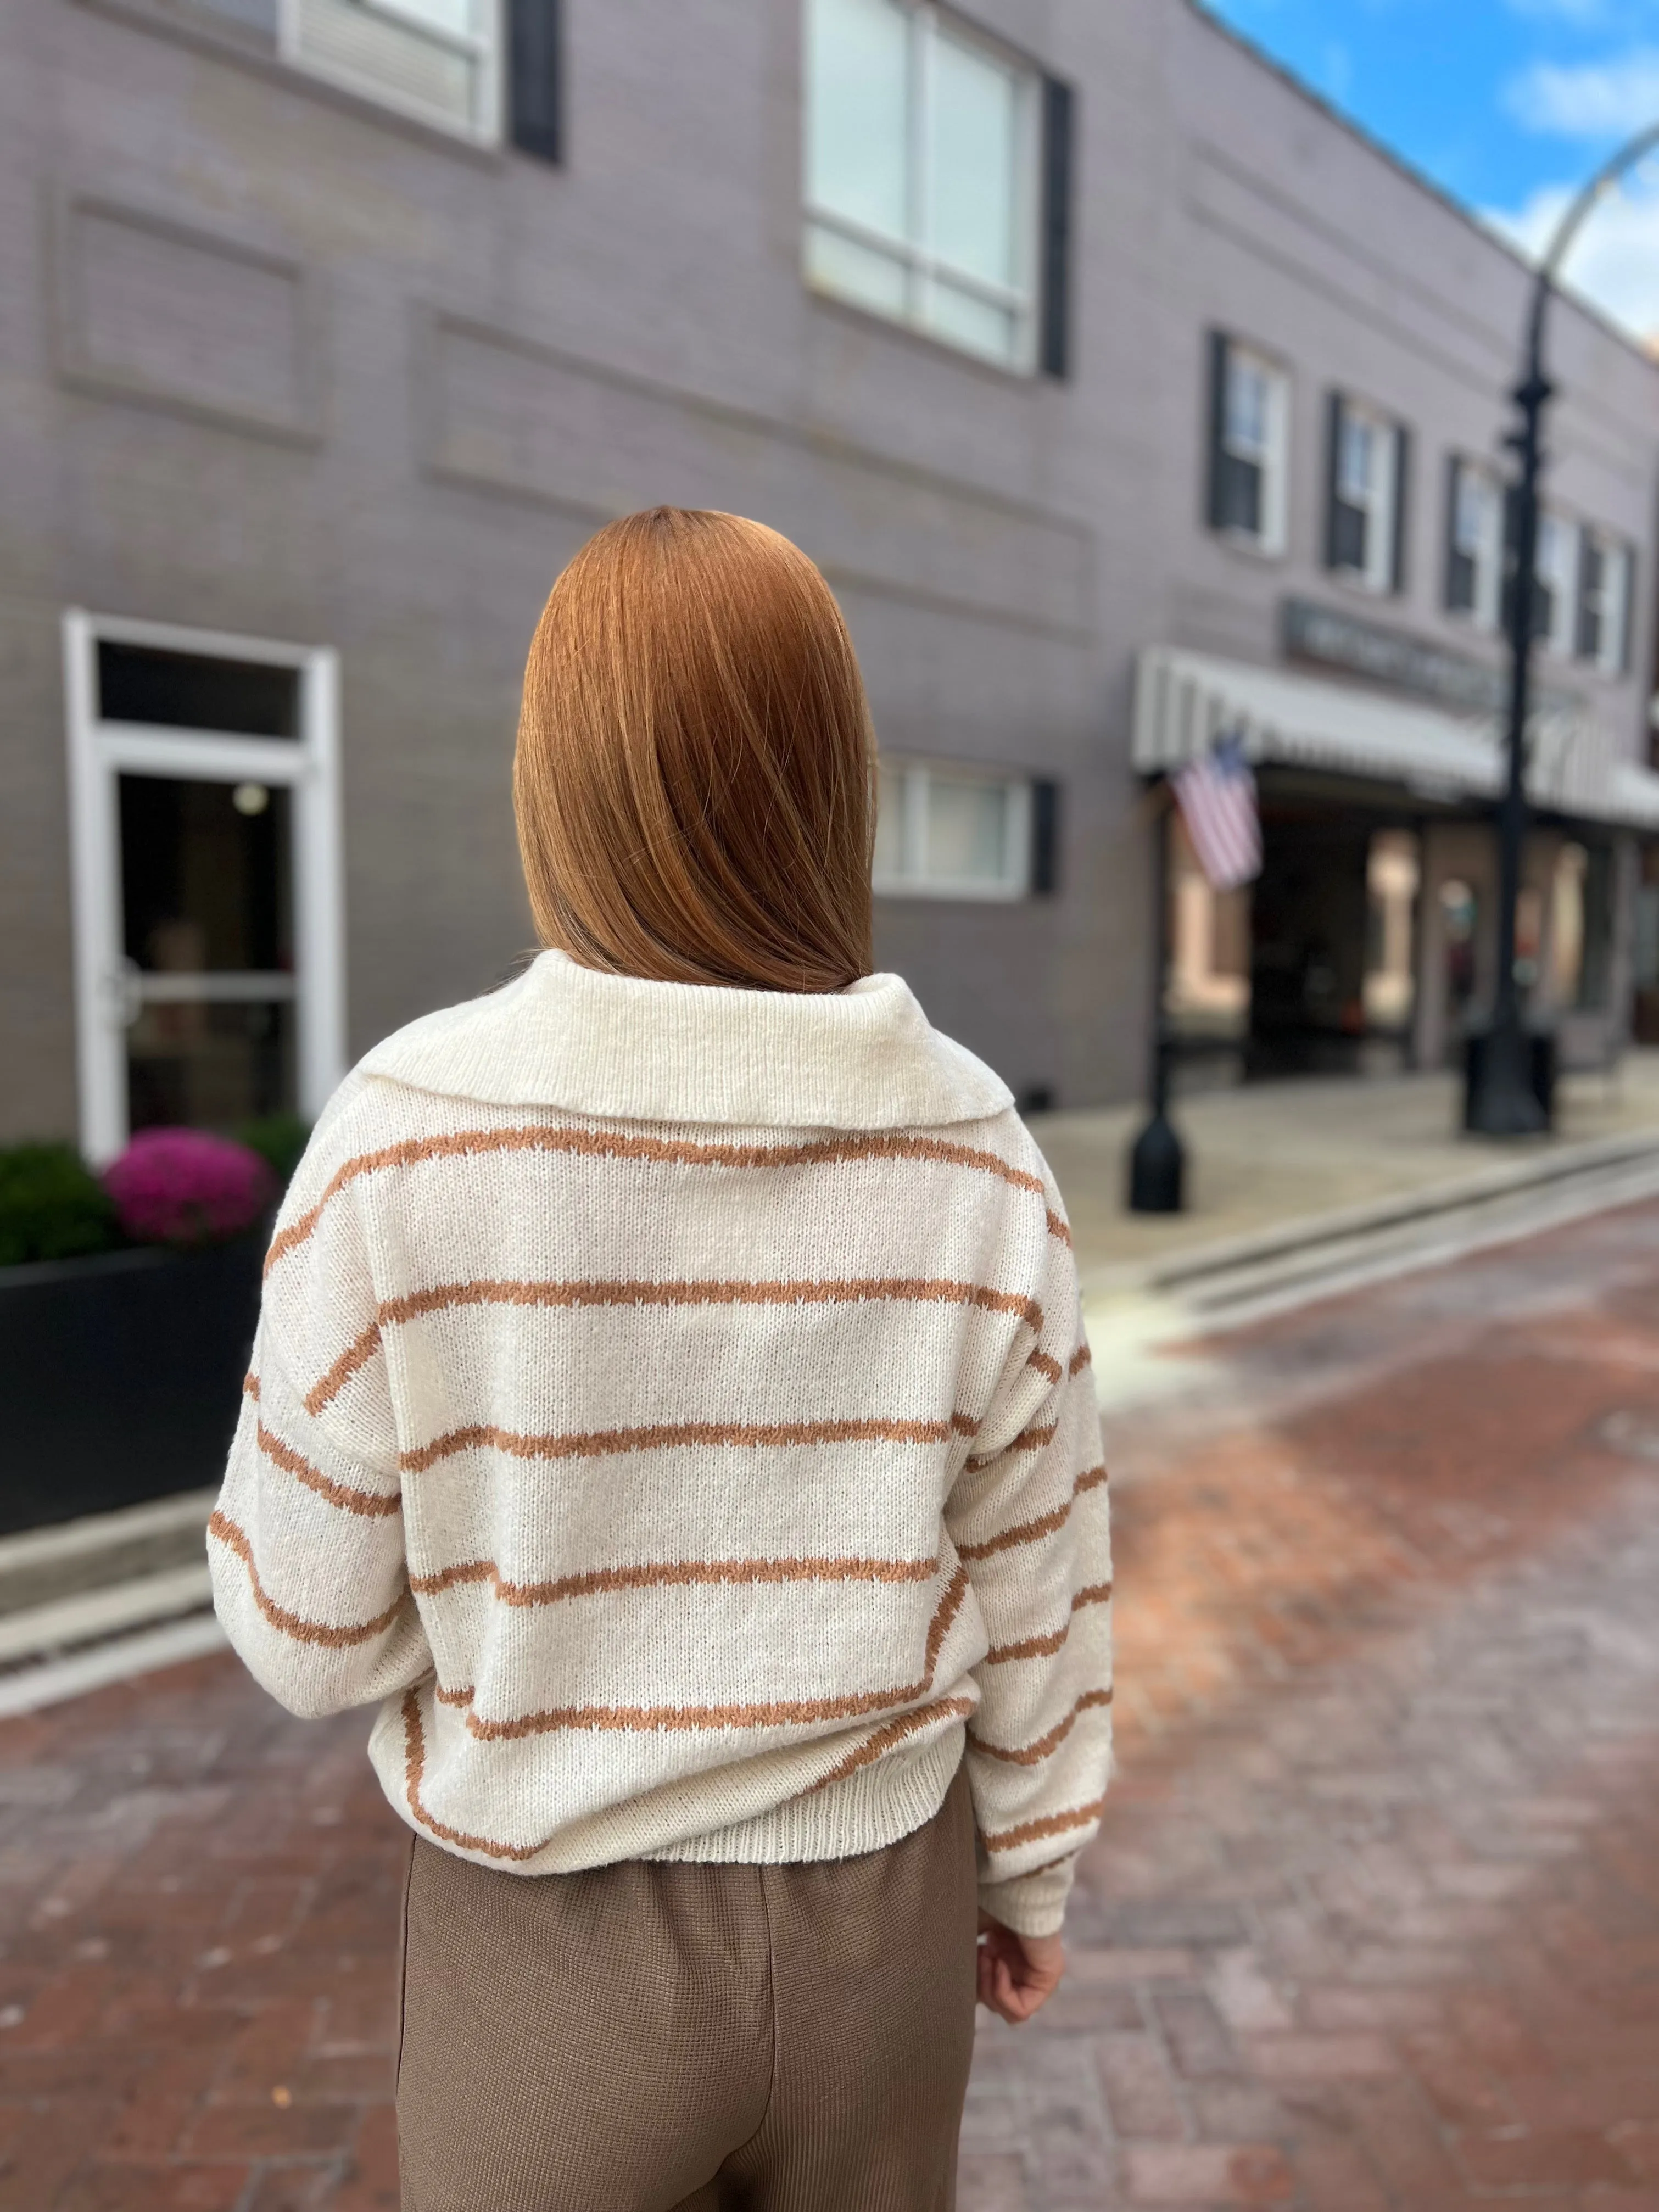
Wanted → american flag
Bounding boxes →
[1172,734,1261,891]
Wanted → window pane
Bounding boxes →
[1219,452,1263,538]
[367,0,475,41]
[922,279,1016,366]
[98,644,299,736]
[926,28,1019,288]
[1338,416,1373,503]
[806,0,909,244]
[128,1000,297,1134]
[1448,547,1477,615]
[1333,499,1368,573]
[1225,359,1269,459]
[925,774,1008,883]
[805,221,909,316]
[872,762,906,881]
[119,777,293,975]
[1454,471,1489,556]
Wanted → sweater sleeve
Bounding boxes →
[945,1192,1113,1937]
[209,1131,433,1719]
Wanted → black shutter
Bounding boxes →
[1205,331,1230,530]
[1577,531,1602,660]
[1443,454,1463,612]
[1038,77,1074,379]
[509,0,561,164]
[1323,392,1345,569]
[1390,423,1411,595]
[1619,547,1635,673]
[1030,779,1060,895]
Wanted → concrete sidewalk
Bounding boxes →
[1032,1055,1659,1289]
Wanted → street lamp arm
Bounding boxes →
[1527,120,1659,364]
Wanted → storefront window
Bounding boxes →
[1441,879,1480,1025]
[1362,831,1418,1031]
[1550,842,1614,1013]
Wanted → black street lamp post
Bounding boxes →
[1466,121,1659,1135]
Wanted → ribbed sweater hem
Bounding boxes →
[641,1729,965,1866]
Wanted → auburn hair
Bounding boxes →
[513,507,875,993]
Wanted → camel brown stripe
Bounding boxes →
[439,1564,972,1741]
[970,1686,1113,1767]
[1027,1350,1063,1384]
[956,1464,1108,1561]
[982,1794,1108,1854]
[400,1411,979,1476]
[401,1692,541,1863]
[266,1125,1052,1274]
[242,1372,260,1400]
[800,1695,976,1798]
[305,1278,1043,1416]
[964,1420,1058,1473]
[258,1422,400,1520]
[411,1550,941,1605]
[984,1580,1114,1664]
[1045,1210,1072,1247]
[209,1511,407,1647]
[1069,1343,1093,1376]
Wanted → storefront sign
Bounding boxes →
[1281,598,1578,717]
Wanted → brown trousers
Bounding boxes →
[396,1764,979,2211]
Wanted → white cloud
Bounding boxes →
[1484,169,1659,341]
[1505,46,1659,136]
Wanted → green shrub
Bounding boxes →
[234,1113,313,1191]
[0,1143,122,1268]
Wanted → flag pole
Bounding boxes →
[1127,779,1185,1214]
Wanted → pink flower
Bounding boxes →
[103,1129,276,1248]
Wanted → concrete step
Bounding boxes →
[0,1491,220,1711]
[1083,1126,1659,1311]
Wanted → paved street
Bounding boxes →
[2,1203,1658,2210]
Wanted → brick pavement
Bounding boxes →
[3,1208,1658,2210]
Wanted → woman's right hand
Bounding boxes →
[976,1912,1065,2025]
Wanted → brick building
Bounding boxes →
[2,0,1656,1150]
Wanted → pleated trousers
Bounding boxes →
[396,1762,979,2211]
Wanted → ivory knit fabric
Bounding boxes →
[209,951,1114,1934]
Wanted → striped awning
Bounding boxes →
[1132,646,1659,830]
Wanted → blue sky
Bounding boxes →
[1200,0,1659,342]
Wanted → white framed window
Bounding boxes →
[62,611,347,1164]
[278,0,500,142]
[1534,511,1579,658]
[1577,530,1632,675]
[1210,338,1289,556]
[873,756,1033,899]
[803,0,1041,372]
[1328,396,1404,594]
[1445,458,1502,631]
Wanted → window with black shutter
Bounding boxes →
[1578,533,1605,662]
[1327,393,1406,593]
[1208,334,1287,552]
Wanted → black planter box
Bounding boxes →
[0,1239,263,1536]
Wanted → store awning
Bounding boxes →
[1132,645,1659,831]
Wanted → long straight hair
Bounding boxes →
[513,508,875,993]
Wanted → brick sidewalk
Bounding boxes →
[3,1211,1658,2210]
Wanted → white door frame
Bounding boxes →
[62,609,347,1163]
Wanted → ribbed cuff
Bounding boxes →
[977,1860,1075,1937]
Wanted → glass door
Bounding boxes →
[64,613,345,1162]
[118,774,298,1131]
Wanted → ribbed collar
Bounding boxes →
[359,951,1012,1130]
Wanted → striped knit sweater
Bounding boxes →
[210,951,1113,1935]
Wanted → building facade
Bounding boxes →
[2,0,1657,1153]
